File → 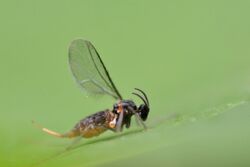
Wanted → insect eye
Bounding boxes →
[138,104,149,121]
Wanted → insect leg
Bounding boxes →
[115,110,124,132]
[134,112,147,130]
[134,115,140,126]
[66,136,83,150]
[127,106,147,130]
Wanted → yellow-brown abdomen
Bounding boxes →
[72,109,116,138]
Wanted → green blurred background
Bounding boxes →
[1,0,250,167]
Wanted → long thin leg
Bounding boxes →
[66,136,83,150]
[127,107,147,130]
[115,109,124,132]
[134,112,147,130]
[134,114,140,126]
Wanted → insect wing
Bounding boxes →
[68,39,122,100]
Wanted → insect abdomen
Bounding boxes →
[73,109,116,138]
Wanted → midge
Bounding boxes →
[34,39,150,139]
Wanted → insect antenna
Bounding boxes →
[133,88,149,107]
[134,88,149,106]
[132,92,148,107]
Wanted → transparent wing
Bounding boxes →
[68,39,122,100]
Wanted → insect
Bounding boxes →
[35,39,150,139]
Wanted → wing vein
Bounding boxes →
[68,39,123,100]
